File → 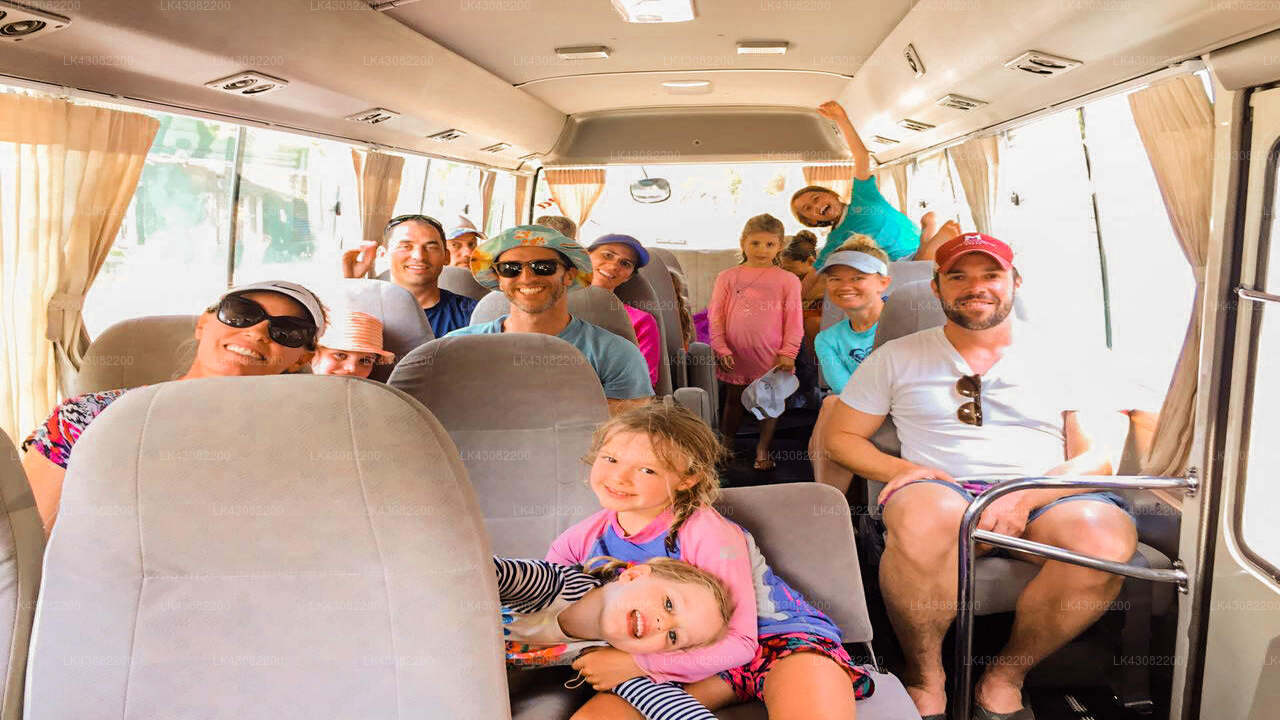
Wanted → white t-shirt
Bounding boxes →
[840,324,1094,482]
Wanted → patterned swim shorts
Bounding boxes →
[717,632,875,702]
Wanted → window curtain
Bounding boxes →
[1127,74,1214,476]
[802,164,854,203]
[544,168,606,228]
[479,170,497,232]
[513,174,531,225]
[874,163,910,213]
[0,94,158,444]
[949,135,1000,235]
[351,150,404,250]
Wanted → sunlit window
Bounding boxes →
[424,160,483,230]
[83,115,239,334]
[487,172,517,236]
[392,154,431,217]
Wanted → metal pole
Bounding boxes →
[224,125,248,288]
[953,474,1197,720]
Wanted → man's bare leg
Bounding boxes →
[880,482,970,716]
[974,501,1138,713]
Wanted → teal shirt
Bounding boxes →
[815,319,877,394]
[816,177,921,266]
[447,315,654,400]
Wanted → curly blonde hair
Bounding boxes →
[583,556,734,643]
[584,403,724,554]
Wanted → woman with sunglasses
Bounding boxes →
[20,281,327,533]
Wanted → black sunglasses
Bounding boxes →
[956,374,983,427]
[493,259,566,278]
[384,213,445,239]
[216,295,318,349]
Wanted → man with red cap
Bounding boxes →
[823,233,1136,720]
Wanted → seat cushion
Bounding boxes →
[975,543,1174,616]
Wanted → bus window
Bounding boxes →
[423,160,482,227]
[82,112,239,335]
[391,153,431,218]
[485,171,517,237]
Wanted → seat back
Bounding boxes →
[637,252,689,387]
[715,484,873,643]
[26,376,508,720]
[0,431,43,720]
[77,316,199,394]
[388,334,609,557]
[330,279,435,382]
[438,266,490,302]
[613,273,673,395]
[650,247,683,275]
[468,288,640,344]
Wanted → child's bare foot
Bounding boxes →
[917,220,962,262]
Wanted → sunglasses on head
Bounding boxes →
[956,374,983,427]
[216,295,317,349]
[493,259,566,278]
[384,213,445,239]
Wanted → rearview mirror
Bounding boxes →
[630,177,671,203]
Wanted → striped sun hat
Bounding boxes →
[316,311,395,364]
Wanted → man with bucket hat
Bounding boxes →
[449,225,653,415]
[822,233,1136,720]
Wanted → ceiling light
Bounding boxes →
[1004,50,1082,77]
[346,108,400,125]
[611,0,694,23]
[0,1,69,42]
[480,142,512,153]
[898,118,935,132]
[204,71,289,97]
[936,94,988,111]
[737,41,788,55]
[427,129,467,142]
[663,79,711,95]
[555,45,611,60]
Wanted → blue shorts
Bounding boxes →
[879,478,1132,525]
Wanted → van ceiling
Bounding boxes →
[1,1,1279,169]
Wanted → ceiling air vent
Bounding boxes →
[346,108,399,125]
[205,71,288,97]
[480,142,512,153]
[936,94,988,111]
[897,118,935,133]
[1004,51,1082,77]
[871,135,900,147]
[0,1,70,42]
[427,128,466,142]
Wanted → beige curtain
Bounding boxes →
[1128,74,1214,476]
[949,135,1000,235]
[514,174,531,225]
[0,94,158,444]
[351,150,404,249]
[544,168,606,228]
[479,170,497,233]
[802,164,855,203]
[874,164,910,213]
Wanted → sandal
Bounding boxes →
[752,457,776,471]
[972,696,1034,720]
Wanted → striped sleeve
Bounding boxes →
[613,677,715,720]
[493,556,600,614]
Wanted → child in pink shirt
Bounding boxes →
[708,214,803,470]
[548,404,873,717]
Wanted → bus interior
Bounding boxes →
[1,1,1280,719]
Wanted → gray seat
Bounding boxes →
[613,272,673,395]
[330,279,435,382]
[25,376,509,719]
[637,251,690,388]
[0,431,44,720]
[470,287,640,345]
[438,265,491,302]
[77,315,198,394]
[387,333,609,558]
[706,484,919,719]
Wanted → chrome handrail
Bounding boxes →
[953,474,1197,720]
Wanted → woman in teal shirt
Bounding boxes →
[812,239,891,393]
[792,101,960,267]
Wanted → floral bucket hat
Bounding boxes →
[470,224,594,290]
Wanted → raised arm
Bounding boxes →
[817,101,872,181]
[493,556,598,614]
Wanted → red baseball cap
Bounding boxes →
[934,233,1014,273]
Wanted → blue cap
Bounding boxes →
[446,226,485,242]
[588,234,650,269]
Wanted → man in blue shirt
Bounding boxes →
[341,214,478,337]
[448,225,653,415]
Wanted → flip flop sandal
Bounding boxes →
[752,458,776,471]
[920,714,947,720]
[972,696,1034,720]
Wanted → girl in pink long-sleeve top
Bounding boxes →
[708,214,804,470]
[548,404,872,718]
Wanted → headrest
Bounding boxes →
[467,287,639,345]
[77,316,198,394]
[437,265,491,302]
[330,279,434,382]
[27,376,507,717]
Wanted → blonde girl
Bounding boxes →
[708,214,804,470]
[549,403,873,719]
